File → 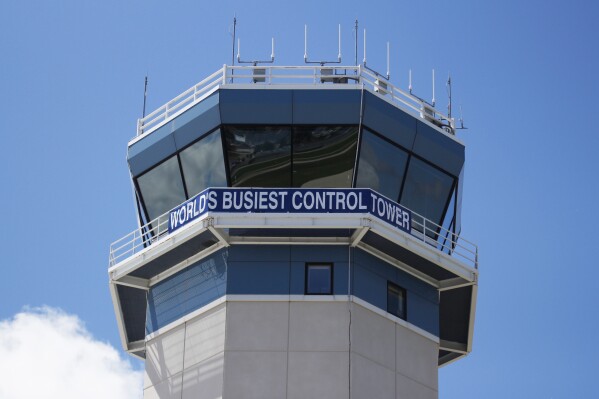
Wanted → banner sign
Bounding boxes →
[168,188,411,234]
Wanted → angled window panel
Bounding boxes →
[355,129,409,200]
[223,126,291,187]
[400,157,454,237]
[292,126,358,188]
[137,155,186,222]
[179,129,227,197]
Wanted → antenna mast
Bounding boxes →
[142,75,148,118]
[362,29,390,80]
[304,24,342,65]
[231,15,237,82]
[354,19,358,67]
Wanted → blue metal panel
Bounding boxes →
[128,126,177,177]
[407,292,439,336]
[333,262,349,295]
[292,90,361,124]
[172,92,221,149]
[227,261,290,295]
[289,261,305,295]
[290,245,349,262]
[354,249,398,282]
[412,120,465,177]
[146,251,227,334]
[227,245,290,262]
[362,91,417,150]
[352,263,387,310]
[220,89,293,124]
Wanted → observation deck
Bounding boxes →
[109,65,478,368]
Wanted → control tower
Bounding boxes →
[108,65,478,398]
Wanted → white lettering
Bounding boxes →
[268,191,278,210]
[223,192,232,210]
[259,191,268,210]
[292,192,302,210]
[346,192,357,210]
[335,192,346,210]
[304,192,314,210]
[208,190,217,209]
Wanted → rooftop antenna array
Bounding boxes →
[236,28,275,83]
[237,37,275,66]
[304,24,342,65]
[362,29,390,81]
[407,69,436,108]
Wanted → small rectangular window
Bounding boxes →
[387,282,406,320]
[305,263,333,295]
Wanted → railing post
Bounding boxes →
[222,64,227,85]
[136,118,142,137]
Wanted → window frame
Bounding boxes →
[305,263,334,295]
[387,281,407,320]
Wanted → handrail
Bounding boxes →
[108,191,478,271]
[135,65,455,139]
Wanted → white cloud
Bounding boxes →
[0,306,143,399]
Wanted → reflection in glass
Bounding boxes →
[439,188,456,253]
[293,126,358,188]
[306,264,332,294]
[400,157,454,229]
[387,282,406,320]
[355,129,409,200]
[137,156,187,221]
[223,126,291,187]
[180,130,227,197]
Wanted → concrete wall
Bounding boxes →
[144,299,438,399]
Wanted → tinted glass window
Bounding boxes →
[293,126,358,188]
[400,157,454,228]
[439,188,456,253]
[387,282,406,320]
[180,129,227,197]
[223,126,291,187]
[306,264,332,294]
[355,129,409,200]
[137,156,186,221]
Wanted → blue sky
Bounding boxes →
[1,0,598,397]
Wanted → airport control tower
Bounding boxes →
[108,63,478,398]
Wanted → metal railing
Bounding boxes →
[108,214,170,268]
[108,199,478,271]
[135,65,455,138]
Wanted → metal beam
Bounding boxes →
[439,339,468,354]
[115,275,150,290]
[438,277,473,291]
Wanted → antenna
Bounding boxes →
[363,29,366,64]
[458,105,468,130]
[362,29,390,80]
[431,69,436,107]
[142,75,148,118]
[230,15,237,82]
[354,19,358,67]
[447,73,452,120]
[237,37,275,65]
[386,42,390,78]
[304,24,342,65]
